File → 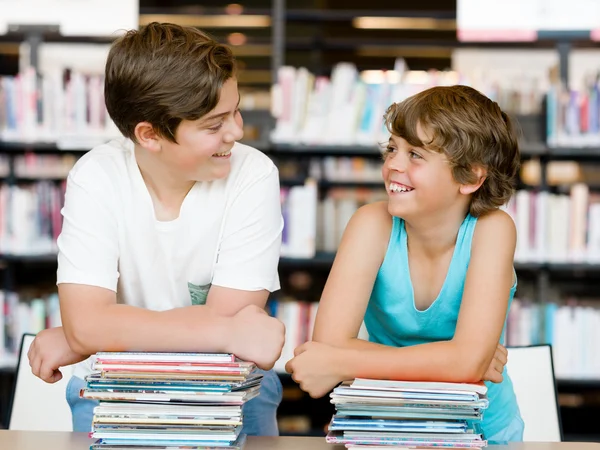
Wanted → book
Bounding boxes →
[351,378,488,396]
[94,352,236,364]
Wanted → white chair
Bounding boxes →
[8,333,74,431]
[506,344,562,442]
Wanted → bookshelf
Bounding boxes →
[2,0,600,441]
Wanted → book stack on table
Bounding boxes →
[326,378,489,449]
[81,352,261,450]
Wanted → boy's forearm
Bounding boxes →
[65,304,231,355]
[336,339,485,383]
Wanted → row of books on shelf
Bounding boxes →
[0,68,121,148]
[281,184,388,258]
[283,183,600,262]
[270,60,600,149]
[0,291,61,361]
[0,181,64,255]
[505,184,600,263]
[547,79,600,148]
[506,298,600,380]
[0,153,77,179]
[271,61,462,148]
[2,60,600,150]
[3,181,600,263]
[267,299,318,374]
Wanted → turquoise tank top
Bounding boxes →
[364,214,521,439]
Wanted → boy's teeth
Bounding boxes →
[390,182,413,193]
[214,150,230,156]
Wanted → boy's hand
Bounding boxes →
[483,343,508,383]
[28,327,89,383]
[285,341,345,398]
[228,305,285,370]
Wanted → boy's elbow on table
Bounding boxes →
[63,313,108,355]
[449,342,491,383]
[63,322,93,355]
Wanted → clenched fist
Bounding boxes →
[28,327,89,383]
[483,343,509,383]
[226,305,285,370]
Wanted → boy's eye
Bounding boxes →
[208,123,223,132]
[380,146,396,161]
[409,151,422,159]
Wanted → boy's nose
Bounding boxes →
[387,153,408,172]
[224,120,244,142]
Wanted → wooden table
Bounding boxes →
[1,431,600,449]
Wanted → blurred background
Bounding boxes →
[1,0,600,441]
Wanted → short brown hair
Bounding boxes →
[384,85,520,217]
[105,22,236,143]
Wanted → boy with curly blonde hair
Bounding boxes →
[286,85,524,443]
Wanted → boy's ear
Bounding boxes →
[459,166,487,195]
[134,122,162,153]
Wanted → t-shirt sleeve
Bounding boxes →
[211,165,283,292]
[56,162,120,291]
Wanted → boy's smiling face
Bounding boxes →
[157,77,244,182]
[382,122,463,220]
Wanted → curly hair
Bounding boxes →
[384,85,520,217]
[105,22,236,143]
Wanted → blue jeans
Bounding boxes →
[66,368,283,435]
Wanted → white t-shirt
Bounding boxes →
[56,137,283,378]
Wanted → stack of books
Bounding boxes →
[81,352,262,450]
[326,378,489,449]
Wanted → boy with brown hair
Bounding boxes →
[285,85,524,443]
[27,22,285,435]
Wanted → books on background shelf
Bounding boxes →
[452,48,600,148]
[547,80,600,148]
[280,180,318,259]
[281,184,388,259]
[0,38,273,149]
[325,378,489,448]
[270,60,461,148]
[0,181,65,255]
[507,298,600,380]
[4,182,600,264]
[0,153,79,180]
[0,291,61,362]
[11,153,78,179]
[268,300,319,374]
[504,184,600,263]
[0,67,121,148]
[85,352,260,450]
[269,297,363,378]
[451,48,552,117]
[270,59,549,149]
